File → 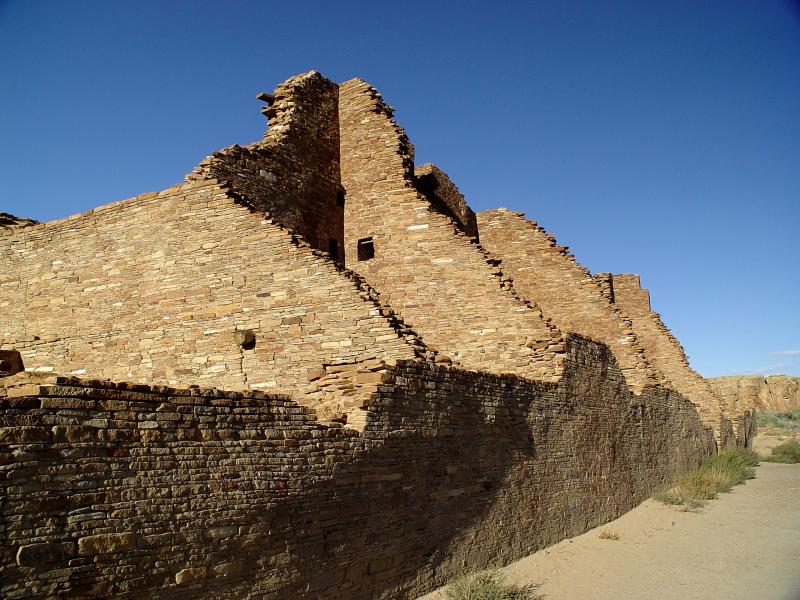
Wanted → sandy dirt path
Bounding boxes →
[420,463,800,600]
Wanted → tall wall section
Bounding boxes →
[0,179,419,413]
[476,208,658,394]
[338,78,566,381]
[709,375,800,413]
[0,335,715,600]
[607,274,740,445]
[186,71,344,263]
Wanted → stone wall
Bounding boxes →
[338,78,566,382]
[0,335,715,600]
[607,274,739,445]
[477,208,658,393]
[187,71,344,263]
[709,375,800,413]
[0,179,418,404]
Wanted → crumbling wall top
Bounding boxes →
[0,212,38,233]
[186,70,343,261]
[414,163,479,240]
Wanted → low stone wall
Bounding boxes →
[0,337,714,599]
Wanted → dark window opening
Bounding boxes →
[336,190,346,207]
[235,330,256,350]
[358,237,374,261]
[329,239,339,262]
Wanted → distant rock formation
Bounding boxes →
[708,375,800,412]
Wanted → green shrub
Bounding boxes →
[763,441,800,464]
[757,410,800,433]
[654,448,759,509]
[653,488,685,506]
[443,569,543,600]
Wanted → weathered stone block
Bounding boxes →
[175,567,207,585]
[51,426,96,443]
[16,542,74,567]
[77,533,137,556]
[0,426,49,443]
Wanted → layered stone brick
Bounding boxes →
[339,78,566,381]
[476,208,659,393]
[0,179,419,417]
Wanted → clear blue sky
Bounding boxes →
[1,0,798,377]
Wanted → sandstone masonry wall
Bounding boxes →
[338,78,566,381]
[607,274,739,445]
[0,179,417,405]
[709,375,800,413]
[0,336,714,600]
[187,71,344,263]
[476,209,658,393]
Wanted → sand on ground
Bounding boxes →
[753,431,800,455]
[419,463,800,600]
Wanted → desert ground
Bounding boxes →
[420,460,800,600]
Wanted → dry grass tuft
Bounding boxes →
[443,569,544,600]
[654,447,758,510]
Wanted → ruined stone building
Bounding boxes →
[0,71,753,599]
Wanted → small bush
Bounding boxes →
[763,441,800,464]
[654,448,758,509]
[443,569,543,600]
[654,488,685,506]
[700,448,758,483]
[654,487,708,510]
[598,530,620,540]
[678,469,721,499]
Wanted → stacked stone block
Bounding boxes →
[187,71,344,263]
[1,213,38,231]
[413,163,479,240]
